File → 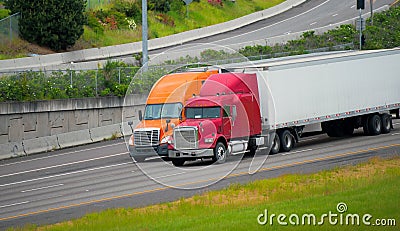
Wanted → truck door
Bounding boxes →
[222,105,232,139]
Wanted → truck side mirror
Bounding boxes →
[128,121,134,133]
[138,110,143,121]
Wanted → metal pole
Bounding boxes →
[118,68,121,84]
[95,70,98,96]
[359,8,362,50]
[9,15,12,41]
[370,0,373,26]
[142,0,148,71]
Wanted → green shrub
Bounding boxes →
[0,8,10,19]
[5,0,86,51]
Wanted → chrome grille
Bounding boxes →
[174,127,198,150]
[134,129,160,146]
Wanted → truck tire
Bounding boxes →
[213,142,227,164]
[171,159,185,167]
[381,114,391,134]
[278,129,294,152]
[368,114,382,136]
[269,133,280,155]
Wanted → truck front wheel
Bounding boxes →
[213,142,227,164]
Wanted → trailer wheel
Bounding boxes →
[278,130,294,152]
[368,114,382,136]
[269,133,280,154]
[213,142,227,164]
[381,114,392,134]
[171,159,185,167]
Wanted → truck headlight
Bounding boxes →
[161,135,173,144]
[204,138,214,143]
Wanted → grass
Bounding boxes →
[2,0,285,56]
[8,156,400,231]
[76,0,285,48]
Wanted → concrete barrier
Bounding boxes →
[90,124,122,142]
[0,142,25,160]
[57,129,92,148]
[23,136,60,155]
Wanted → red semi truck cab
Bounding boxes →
[168,73,265,166]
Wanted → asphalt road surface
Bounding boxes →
[0,118,399,229]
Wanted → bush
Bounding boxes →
[0,8,10,19]
[148,0,170,13]
[4,0,86,51]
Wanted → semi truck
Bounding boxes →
[128,69,218,162]
[166,49,400,166]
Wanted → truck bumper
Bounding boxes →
[168,149,214,158]
[129,144,169,159]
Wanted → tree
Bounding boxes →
[5,0,86,51]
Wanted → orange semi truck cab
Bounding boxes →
[128,70,218,162]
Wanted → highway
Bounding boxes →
[0,118,399,229]
[149,0,394,59]
[1,0,395,72]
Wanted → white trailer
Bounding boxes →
[244,48,400,153]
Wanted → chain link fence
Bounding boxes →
[0,12,19,45]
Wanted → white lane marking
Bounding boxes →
[332,13,338,17]
[300,137,319,142]
[310,22,317,26]
[213,0,331,43]
[393,122,399,125]
[0,162,130,187]
[225,5,389,48]
[0,152,128,178]
[153,172,186,179]
[146,156,161,161]
[392,133,400,136]
[282,148,313,156]
[351,5,356,9]
[0,201,30,209]
[21,184,64,193]
[0,142,124,168]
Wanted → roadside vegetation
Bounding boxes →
[1,5,399,103]
[8,157,399,231]
[0,0,284,57]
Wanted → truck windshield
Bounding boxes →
[144,103,183,120]
[186,107,221,119]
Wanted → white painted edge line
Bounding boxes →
[0,162,130,187]
[0,152,128,178]
[392,133,400,136]
[282,148,313,156]
[153,172,187,180]
[0,142,124,168]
